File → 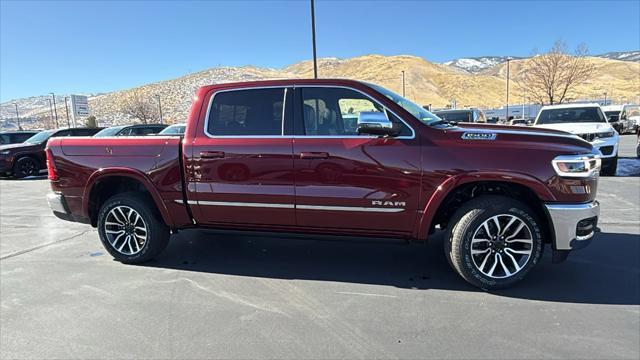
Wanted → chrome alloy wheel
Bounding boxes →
[104,206,148,255]
[470,214,533,279]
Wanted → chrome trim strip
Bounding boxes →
[202,84,416,140]
[545,202,599,211]
[198,201,295,209]
[297,204,404,213]
[174,199,197,205]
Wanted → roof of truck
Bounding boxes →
[539,103,602,110]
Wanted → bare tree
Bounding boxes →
[523,41,595,105]
[120,91,159,124]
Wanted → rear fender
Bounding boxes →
[82,168,175,227]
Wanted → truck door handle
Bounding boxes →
[200,151,225,159]
[300,152,329,159]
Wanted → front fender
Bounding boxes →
[413,171,556,240]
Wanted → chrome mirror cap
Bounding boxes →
[357,111,396,136]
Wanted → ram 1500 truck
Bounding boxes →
[46,79,601,289]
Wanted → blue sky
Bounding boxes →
[1,0,639,101]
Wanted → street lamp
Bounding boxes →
[603,91,607,105]
[13,103,21,130]
[49,93,59,127]
[401,71,406,97]
[310,0,318,79]
[155,95,163,124]
[505,59,510,122]
[47,98,57,129]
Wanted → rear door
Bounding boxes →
[292,86,422,234]
[186,86,296,226]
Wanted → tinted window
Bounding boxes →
[301,87,411,136]
[536,107,606,124]
[159,124,186,135]
[14,133,34,142]
[0,134,10,144]
[25,130,56,144]
[131,126,164,135]
[435,111,472,122]
[208,88,285,136]
[71,129,98,136]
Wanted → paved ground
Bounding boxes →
[1,136,639,359]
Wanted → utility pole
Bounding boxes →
[401,71,406,97]
[155,95,163,124]
[64,97,71,128]
[49,93,59,127]
[310,0,318,79]
[603,91,607,106]
[505,59,510,122]
[13,103,21,130]
[47,98,57,129]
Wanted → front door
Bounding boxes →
[187,86,295,227]
[293,86,422,234]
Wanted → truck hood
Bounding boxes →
[533,122,613,134]
[442,122,593,153]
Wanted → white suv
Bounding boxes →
[533,103,620,175]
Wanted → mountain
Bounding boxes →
[443,51,640,74]
[1,53,639,130]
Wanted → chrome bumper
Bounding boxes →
[47,192,68,214]
[545,201,599,251]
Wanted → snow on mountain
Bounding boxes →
[596,51,640,62]
[443,56,522,73]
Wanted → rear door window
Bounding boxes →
[208,88,286,136]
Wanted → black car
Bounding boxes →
[0,127,102,178]
[93,124,168,137]
[434,108,487,123]
[0,130,39,145]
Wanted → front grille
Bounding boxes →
[599,146,614,156]
[577,133,596,142]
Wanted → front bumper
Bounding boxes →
[591,137,619,158]
[545,201,599,251]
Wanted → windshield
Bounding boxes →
[367,83,441,125]
[25,129,55,144]
[93,126,126,137]
[159,124,186,135]
[626,106,640,117]
[434,111,472,122]
[536,107,607,125]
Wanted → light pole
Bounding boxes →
[64,97,71,128]
[155,95,163,124]
[47,98,57,129]
[13,103,21,130]
[49,93,59,127]
[310,0,318,79]
[603,91,607,105]
[505,59,510,122]
[401,71,406,97]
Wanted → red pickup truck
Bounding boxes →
[46,79,601,289]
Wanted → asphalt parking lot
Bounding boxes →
[1,135,638,359]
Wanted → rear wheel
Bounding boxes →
[97,193,169,264]
[444,196,544,290]
[13,156,39,178]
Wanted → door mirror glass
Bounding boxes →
[357,111,397,136]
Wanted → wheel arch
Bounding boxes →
[416,172,555,244]
[83,169,173,227]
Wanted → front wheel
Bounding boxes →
[97,193,170,264]
[444,196,544,290]
[13,156,39,178]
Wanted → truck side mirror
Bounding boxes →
[357,112,398,137]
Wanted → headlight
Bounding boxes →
[552,152,601,178]
[596,131,615,138]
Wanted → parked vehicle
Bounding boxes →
[636,129,640,158]
[46,79,602,290]
[0,130,39,145]
[93,124,168,137]
[157,123,186,135]
[601,105,624,134]
[533,103,619,176]
[0,127,102,178]
[619,104,640,134]
[434,108,487,123]
[509,118,529,126]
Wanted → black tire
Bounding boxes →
[600,156,618,176]
[444,195,544,290]
[13,156,39,178]
[97,192,169,264]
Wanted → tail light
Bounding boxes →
[46,148,58,181]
